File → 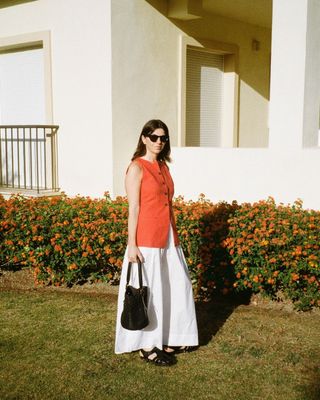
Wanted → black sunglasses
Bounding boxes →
[145,133,169,143]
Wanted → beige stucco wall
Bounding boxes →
[0,0,113,197]
[0,0,317,208]
[112,0,180,195]
[170,147,320,210]
[112,0,271,195]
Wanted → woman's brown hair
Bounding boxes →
[132,119,171,162]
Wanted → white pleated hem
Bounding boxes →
[114,333,199,355]
[114,225,199,354]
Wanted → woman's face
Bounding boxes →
[142,128,167,157]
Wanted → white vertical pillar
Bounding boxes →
[303,0,320,147]
[269,0,309,148]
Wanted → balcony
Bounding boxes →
[0,125,59,196]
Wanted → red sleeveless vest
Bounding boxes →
[131,157,180,248]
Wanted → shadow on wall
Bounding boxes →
[145,0,271,102]
[0,0,36,9]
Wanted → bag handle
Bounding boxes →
[126,259,143,289]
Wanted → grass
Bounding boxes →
[0,270,320,400]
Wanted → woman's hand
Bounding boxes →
[128,245,145,263]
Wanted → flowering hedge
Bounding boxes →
[0,193,128,286]
[224,198,320,310]
[0,194,319,310]
[0,193,237,298]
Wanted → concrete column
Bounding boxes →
[269,0,320,149]
[302,0,320,147]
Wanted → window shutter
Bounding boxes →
[186,47,224,147]
[0,48,45,124]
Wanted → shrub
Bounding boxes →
[173,194,239,298]
[0,193,237,298]
[0,193,128,286]
[224,198,320,310]
[1,193,319,310]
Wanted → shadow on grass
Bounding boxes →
[195,291,252,346]
[302,365,320,400]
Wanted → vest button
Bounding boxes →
[158,172,162,175]
[164,192,168,195]
[164,203,168,206]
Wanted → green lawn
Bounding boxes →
[1,280,320,400]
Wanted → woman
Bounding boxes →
[114,119,198,366]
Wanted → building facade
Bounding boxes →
[0,0,319,208]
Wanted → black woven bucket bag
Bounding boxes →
[120,260,149,330]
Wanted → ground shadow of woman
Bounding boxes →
[195,291,251,346]
[301,365,320,400]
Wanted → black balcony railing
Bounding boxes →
[0,125,59,193]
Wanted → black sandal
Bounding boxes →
[139,347,175,366]
[163,346,197,354]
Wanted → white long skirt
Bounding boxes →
[114,225,199,354]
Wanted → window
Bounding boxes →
[186,47,224,147]
[0,46,45,124]
[179,37,238,148]
[0,34,58,193]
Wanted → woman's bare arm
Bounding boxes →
[125,162,144,262]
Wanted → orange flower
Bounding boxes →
[86,245,93,254]
[308,276,316,284]
[109,232,116,241]
[291,273,299,282]
[104,245,112,255]
[241,268,248,275]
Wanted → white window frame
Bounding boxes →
[178,35,239,147]
[0,31,53,124]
